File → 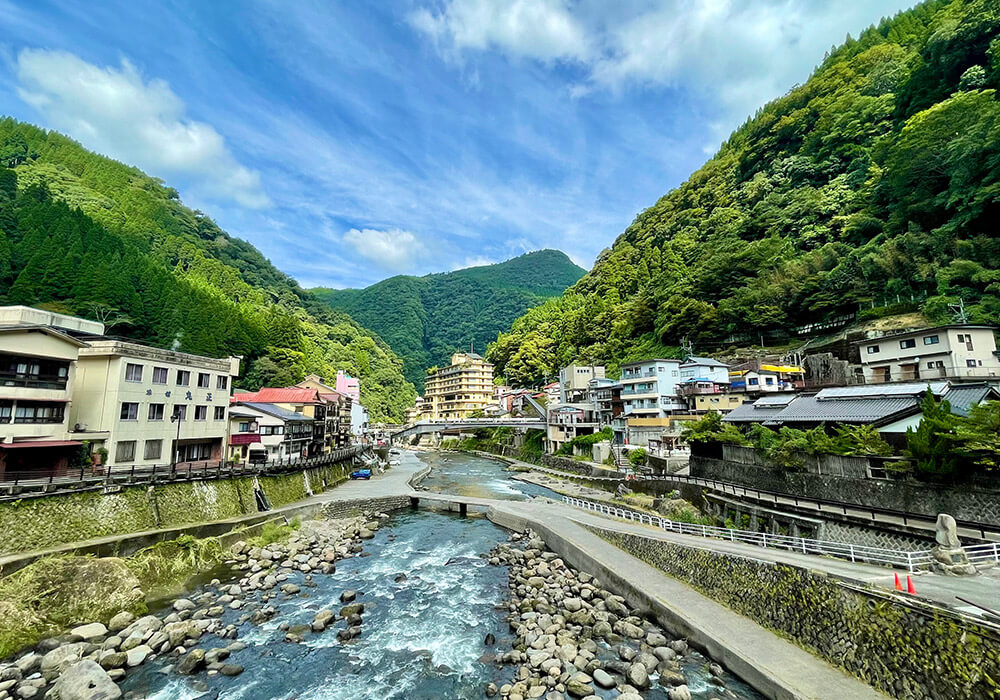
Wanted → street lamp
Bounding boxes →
[170,407,184,471]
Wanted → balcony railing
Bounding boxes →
[0,375,68,390]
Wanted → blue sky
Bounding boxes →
[0,0,915,288]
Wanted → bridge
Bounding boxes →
[391,417,547,441]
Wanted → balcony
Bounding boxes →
[677,383,725,396]
[0,374,69,390]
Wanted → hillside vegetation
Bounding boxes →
[312,250,585,390]
[0,118,415,421]
[489,0,1000,385]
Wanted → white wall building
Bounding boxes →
[854,325,999,384]
[619,359,685,417]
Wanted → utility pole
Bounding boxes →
[949,299,969,324]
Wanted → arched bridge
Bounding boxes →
[391,417,547,441]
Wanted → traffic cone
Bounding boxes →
[893,573,903,591]
[906,575,917,595]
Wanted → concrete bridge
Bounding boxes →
[391,417,546,442]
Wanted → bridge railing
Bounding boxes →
[964,542,1000,567]
[561,495,935,573]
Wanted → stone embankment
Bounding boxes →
[0,510,390,700]
[487,529,731,700]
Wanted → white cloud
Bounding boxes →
[410,0,589,63]
[342,228,425,272]
[411,0,913,135]
[15,48,269,208]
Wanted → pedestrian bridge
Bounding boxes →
[391,417,546,441]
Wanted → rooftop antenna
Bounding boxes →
[948,299,969,324]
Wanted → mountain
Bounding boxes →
[311,250,586,390]
[489,0,1000,386]
[0,117,415,422]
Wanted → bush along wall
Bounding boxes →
[0,464,351,555]
[592,527,1000,700]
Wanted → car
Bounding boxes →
[349,469,372,480]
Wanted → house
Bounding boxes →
[559,364,605,404]
[295,374,355,447]
[233,387,327,456]
[228,402,314,463]
[723,381,1000,446]
[547,404,598,454]
[425,353,494,419]
[679,356,730,385]
[72,340,239,467]
[331,370,368,437]
[542,382,560,406]
[853,325,999,384]
[619,359,685,417]
[0,320,91,479]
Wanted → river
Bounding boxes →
[121,450,762,700]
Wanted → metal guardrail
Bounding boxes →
[0,446,368,499]
[525,463,1000,542]
[562,495,934,572]
[965,543,1000,567]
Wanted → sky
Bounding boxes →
[0,0,916,289]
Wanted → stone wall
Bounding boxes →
[321,495,413,520]
[470,444,624,478]
[593,526,1000,700]
[691,454,1000,524]
[0,464,352,555]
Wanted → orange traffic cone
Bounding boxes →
[894,573,903,591]
[906,575,917,595]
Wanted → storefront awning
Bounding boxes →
[0,440,83,449]
[230,433,262,445]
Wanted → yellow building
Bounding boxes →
[425,353,494,419]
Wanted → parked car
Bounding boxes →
[350,469,372,480]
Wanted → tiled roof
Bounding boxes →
[239,402,314,421]
[943,384,1000,417]
[764,396,919,425]
[815,382,948,400]
[723,402,783,423]
[233,387,321,403]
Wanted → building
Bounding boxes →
[619,359,685,417]
[723,381,1000,446]
[679,357,730,385]
[547,404,599,454]
[559,364,605,403]
[295,375,354,448]
[405,396,428,424]
[335,370,361,403]
[71,340,240,467]
[588,378,623,425]
[232,387,327,456]
[228,402,314,463]
[424,352,494,419]
[853,325,999,384]
[542,382,560,406]
[0,321,91,479]
[677,383,745,414]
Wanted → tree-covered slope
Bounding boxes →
[0,118,415,422]
[311,250,585,390]
[489,0,1000,385]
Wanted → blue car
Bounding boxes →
[350,469,372,480]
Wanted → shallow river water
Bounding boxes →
[121,451,762,700]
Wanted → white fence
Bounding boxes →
[965,542,1000,567]
[561,495,936,573]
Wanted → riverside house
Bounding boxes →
[228,402,314,463]
[233,387,328,456]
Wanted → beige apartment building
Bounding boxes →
[425,352,494,419]
[854,325,999,383]
[71,341,241,467]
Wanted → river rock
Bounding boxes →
[41,643,90,675]
[485,682,499,697]
[312,610,335,632]
[625,663,650,689]
[280,584,301,595]
[70,623,108,641]
[340,602,364,618]
[358,529,374,539]
[51,660,121,700]
[340,590,357,603]
[645,631,667,647]
[220,664,244,677]
[125,645,152,667]
[173,599,196,612]
[667,686,692,700]
[98,652,126,671]
[176,649,206,675]
[592,669,615,688]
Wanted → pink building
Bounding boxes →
[336,370,361,403]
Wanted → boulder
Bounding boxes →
[69,623,107,641]
[219,664,244,677]
[176,648,206,675]
[41,643,90,675]
[107,612,134,634]
[667,686,692,700]
[125,645,152,667]
[625,663,650,689]
[51,660,121,700]
[592,669,615,688]
[173,599,196,612]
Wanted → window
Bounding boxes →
[214,406,225,420]
[144,440,162,460]
[261,425,285,436]
[197,373,210,388]
[0,402,10,423]
[709,397,720,403]
[967,359,978,368]
[957,334,966,342]
[764,377,774,385]
[172,405,187,421]
[748,378,759,386]
[152,367,168,384]
[125,363,143,382]
[217,376,228,390]
[13,402,64,423]
[927,362,935,369]
[923,335,940,345]
[867,345,879,354]
[148,403,165,421]
[194,405,208,421]
[238,421,257,433]
[176,370,190,386]
[899,339,916,349]
[116,441,136,462]
[120,402,139,421]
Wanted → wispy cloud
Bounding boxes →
[15,48,269,208]
[342,228,426,273]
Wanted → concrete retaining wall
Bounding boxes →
[592,526,1000,700]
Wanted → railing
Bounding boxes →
[965,543,1000,567]
[562,495,934,572]
[0,445,368,499]
[524,463,1000,543]
[0,375,69,390]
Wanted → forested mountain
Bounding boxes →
[489,0,1000,386]
[0,118,415,421]
[311,250,585,390]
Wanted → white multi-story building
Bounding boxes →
[618,359,685,417]
[71,341,240,467]
[854,325,999,384]
[559,364,605,403]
